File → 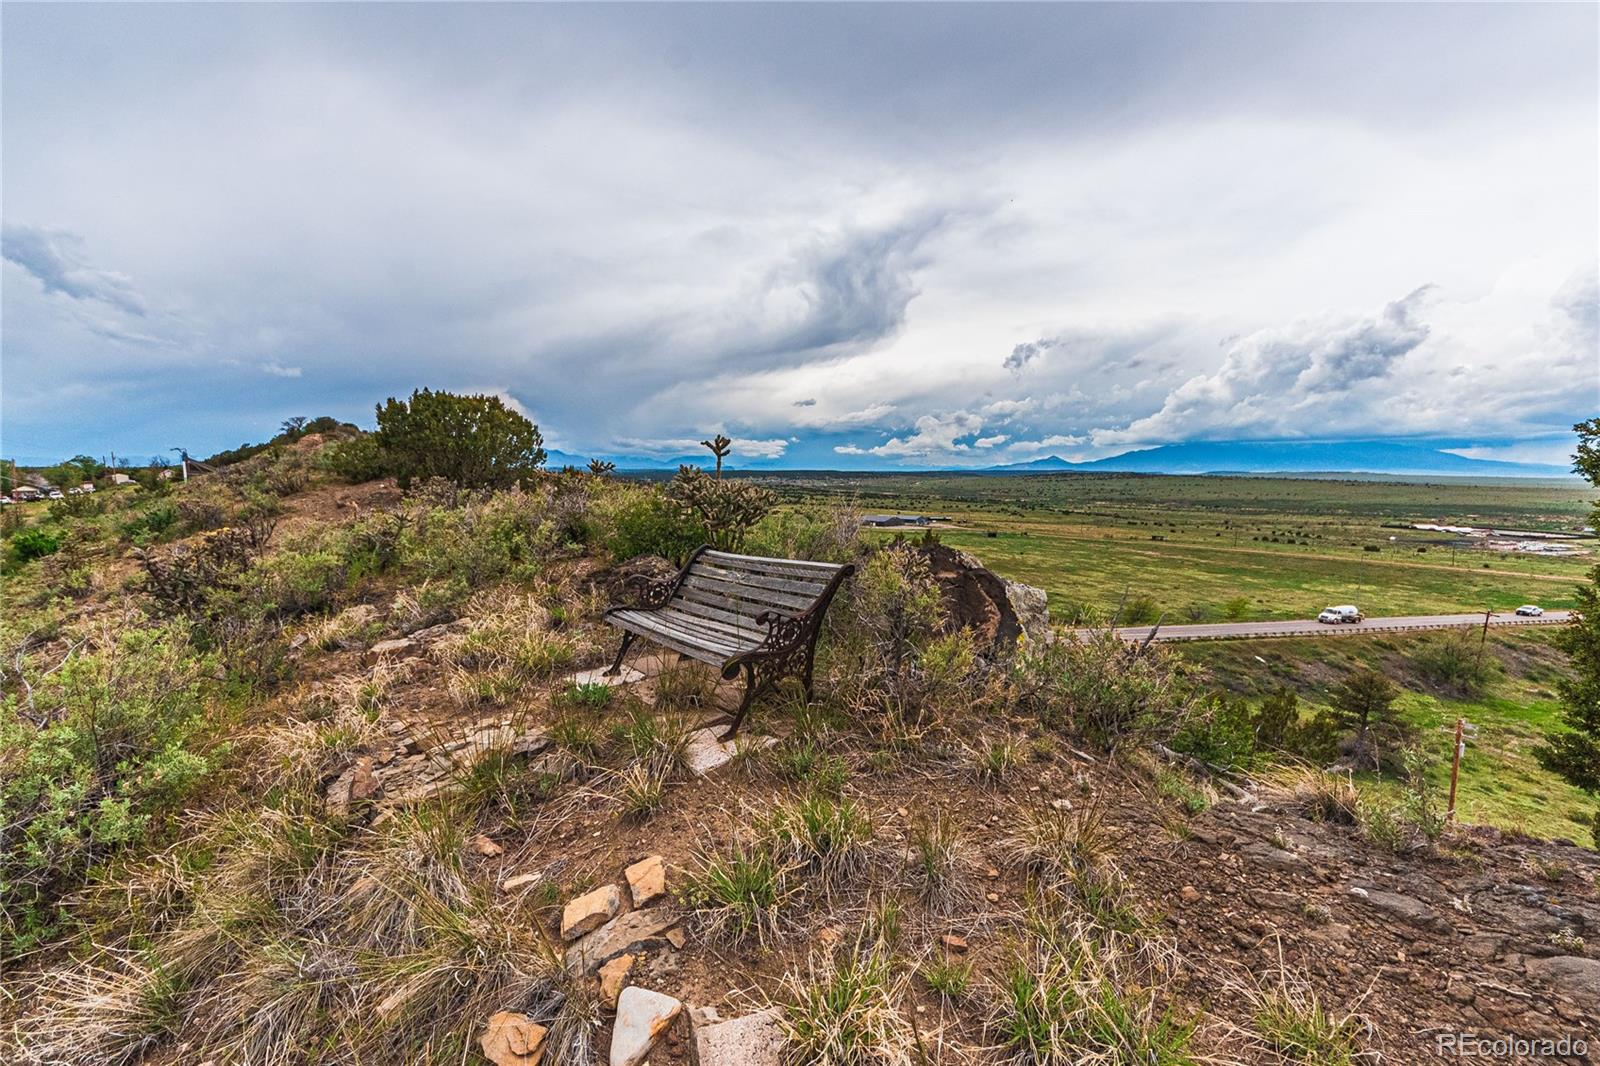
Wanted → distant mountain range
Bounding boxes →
[983,441,1571,478]
[540,439,1573,478]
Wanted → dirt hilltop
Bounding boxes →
[2,463,1596,1066]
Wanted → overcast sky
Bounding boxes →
[3,2,1596,468]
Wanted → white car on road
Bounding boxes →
[1318,605,1363,624]
[1514,605,1544,617]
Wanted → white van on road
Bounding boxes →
[1317,605,1363,624]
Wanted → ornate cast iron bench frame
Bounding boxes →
[603,546,855,738]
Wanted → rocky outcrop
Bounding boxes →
[914,543,1050,650]
[592,554,679,607]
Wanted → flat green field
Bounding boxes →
[764,472,1594,623]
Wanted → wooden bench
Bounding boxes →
[603,547,855,738]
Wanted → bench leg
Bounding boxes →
[720,663,758,741]
[603,632,635,677]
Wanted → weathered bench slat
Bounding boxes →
[689,563,833,597]
[604,546,855,738]
[656,607,767,644]
[681,572,818,612]
[701,549,842,575]
[621,608,756,655]
[620,611,752,653]
[662,594,766,631]
[609,610,736,665]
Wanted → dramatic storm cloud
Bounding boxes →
[2,3,1595,465]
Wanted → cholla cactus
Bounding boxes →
[700,434,732,479]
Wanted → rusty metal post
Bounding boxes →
[1446,717,1465,823]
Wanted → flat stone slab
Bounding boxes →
[1526,954,1600,1009]
[611,986,682,1066]
[625,855,666,908]
[691,1006,785,1066]
[571,666,644,687]
[562,883,626,941]
[1349,887,1445,930]
[566,906,683,975]
[683,728,776,777]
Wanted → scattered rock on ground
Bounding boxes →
[610,986,682,1066]
[683,728,775,777]
[567,907,683,974]
[368,636,419,660]
[501,873,542,893]
[571,665,645,686]
[625,855,666,908]
[597,953,635,1010]
[690,1006,785,1066]
[479,1010,547,1066]
[562,883,626,941]
[1525,954,1600,1010]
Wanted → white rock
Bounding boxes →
[610,986,682,1066]
[369,637,419,659]
[691,1006,786,1066]
[572,666,644,686]
[502,872,542,893]
[683,728,776,777]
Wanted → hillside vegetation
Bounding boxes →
[2,422,1596,1065]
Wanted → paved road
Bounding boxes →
[1091,610,1573,644]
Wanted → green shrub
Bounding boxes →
[1171,692,1255,769]
[1253,688,1299,752]
[120,502,180,544]
[375,388,546,489]
[1117,594,1162,627]
[1017,631,1194,750]
[1410,633,1501,695]
[320,432,388,484]
[0,623,218,955]
[7,526,65,564]
[601,487,707,564]
[743,504,861,564]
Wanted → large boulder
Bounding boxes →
[914,544,1050,650]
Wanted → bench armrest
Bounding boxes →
[752,608,808,653]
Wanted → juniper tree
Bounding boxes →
[373,389,546,489]
[1329,667,1401,768]
[1536,417,1600,842]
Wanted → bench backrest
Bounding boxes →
[667,548,850,633]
